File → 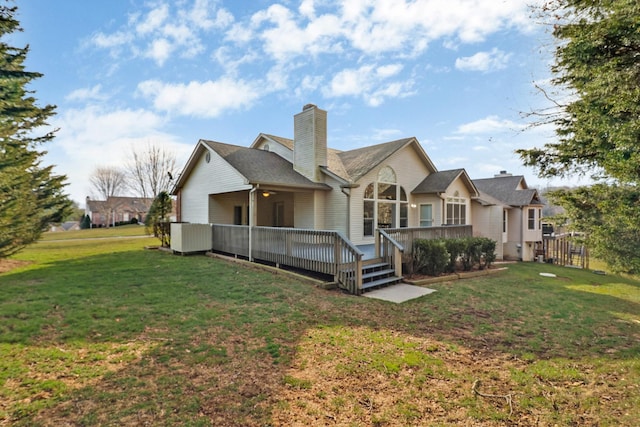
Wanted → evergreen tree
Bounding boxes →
[145,191,172,247]
[0,4,71,257]
[80,214,92,230]
[518,0,640,273]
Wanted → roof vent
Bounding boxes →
[495,170,512,177]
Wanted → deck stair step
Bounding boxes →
[361,275,402,290]
[362,268,396,280]
[360,260,402,292]
[362,262,390,271]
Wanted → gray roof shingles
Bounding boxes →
[412,169,465,194]
[203,140,330,189]
[336,138,415,182]
[473,175,541,206]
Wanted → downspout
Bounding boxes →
[519,207,524,261]
[249,185,258,262]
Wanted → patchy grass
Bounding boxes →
[1,236,639,426]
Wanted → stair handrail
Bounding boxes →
[376,229,404,280]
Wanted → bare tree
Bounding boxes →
[90,166,127,199]
[125,143,177,199]
[89,166,127,226]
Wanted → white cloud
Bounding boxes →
[65,85,107,102]
[49,105,192,203]
[90,31,132,49]
[324,64,413,105]
[90,1,232,66]
[145,38,173,65]
[372,128,403,141]
[136,4,169,35]
[455,48,512,72]
[456,115,524,134]
[137,78,262,118]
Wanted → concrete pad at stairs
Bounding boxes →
[363,283,436,303]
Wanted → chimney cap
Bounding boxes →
[302,103,317,111]
[495,170,512,177]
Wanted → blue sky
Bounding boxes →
[13,0,565,205]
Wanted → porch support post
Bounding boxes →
[249,186,257,261]
[393,246,402,278]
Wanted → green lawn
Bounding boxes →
[1,229,639,426]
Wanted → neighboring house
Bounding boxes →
[472,172,544,261]
[85,196,154,227]
[49,221,80,232]
[171,104,480,247]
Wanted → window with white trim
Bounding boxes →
[420,204,433,227]
[362,166,408,236]
[445,192,466,225]
[528,208,536,230]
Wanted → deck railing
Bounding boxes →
[376,229,404,279]
[211,225,364,294]
[383,225,473,256]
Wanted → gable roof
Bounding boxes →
[473,175,542,207]
[412,168,478,196]
[250,133,294,150]
[172,140,330,193]
[335,137,437,183]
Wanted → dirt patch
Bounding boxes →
[0,259,30,274]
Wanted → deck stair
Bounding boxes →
[360,257,402,291]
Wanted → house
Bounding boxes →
[85,196,154,227]
[472,172,544,261]
[171,104,479,247]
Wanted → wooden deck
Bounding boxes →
[175,223,473,295]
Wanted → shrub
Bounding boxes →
[443,238,466,272]
[413,239,449,276]
[410,236,498,275]
[479,237,497,269]
[461,237,483,271]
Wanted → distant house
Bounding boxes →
[85,196,154,227]
[171,104,479,247]
[472,173,544,261]
[49,221,81,232]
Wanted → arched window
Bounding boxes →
[363,166,408,236]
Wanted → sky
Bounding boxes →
[11,0,567,206]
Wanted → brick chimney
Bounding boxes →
[293,104,327,182]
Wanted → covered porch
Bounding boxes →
[207,185,328,230]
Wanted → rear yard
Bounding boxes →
[1,227,638,426]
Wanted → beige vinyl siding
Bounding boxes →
[472,203,504,260]
[348,145,433,245]
[208,192,249,224]
[411,195,442,226]
[256,192,294,227]
[180,149,251,223]
[523,206,543,243]
[294,192,315,229]
[322,177,348,235]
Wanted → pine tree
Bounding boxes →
[0,4,71,257]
